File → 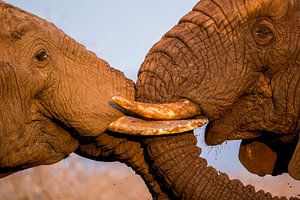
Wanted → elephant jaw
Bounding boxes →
[204,109,300,180]
[204,108,300,180]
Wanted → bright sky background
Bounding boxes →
[4,0,299,197]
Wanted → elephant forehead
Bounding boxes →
[242,0,298,19]
[193,0,298,20]
[0,2,64,46]
[0,4,31,36]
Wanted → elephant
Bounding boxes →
[0,0,137,176]
[0,1,197,198]
[0,1,299,200]
[131,0,300,198]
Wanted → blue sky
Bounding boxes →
[5,0,199,81]
[4,0,299,197]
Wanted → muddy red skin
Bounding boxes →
[0,0,299,200]
[136,0,300,198]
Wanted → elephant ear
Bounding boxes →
[288,133,300,180]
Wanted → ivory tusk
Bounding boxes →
[112,96,201,120]
[107,116,208,136]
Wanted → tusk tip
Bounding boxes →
[112,96,123,102]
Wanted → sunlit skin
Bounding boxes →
[0,0,299,200]
[135,0,300,198]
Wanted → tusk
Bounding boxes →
[112,96,201,120]
[107,116,208,136]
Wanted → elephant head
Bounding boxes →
[132,0,300,198]
[0,1,137,176]
[1,1,299,199]
[0,2,200,198]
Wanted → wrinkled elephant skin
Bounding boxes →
[1,1,300,200]
[137,0,300,179]
[135,0,300,198]
[0,1,134,175]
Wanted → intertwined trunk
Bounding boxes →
[143,133,297,200]
[76,133,170,200]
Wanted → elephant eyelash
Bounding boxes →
[35,49,49,61]
[255,26,273,40]
[252,20,275,46]
[256,27,272,37]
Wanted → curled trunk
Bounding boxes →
[75,133,170,200]
[143,133,295,200]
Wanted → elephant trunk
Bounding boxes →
[144,133,284,200]
[76,133,169,200]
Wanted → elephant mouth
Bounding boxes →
[205,113,299,178]
[204,120,263,144]
[203,109,299,178]
[107,96,275,145]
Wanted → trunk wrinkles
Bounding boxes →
[75,133,169,200]
[143,133,298,200]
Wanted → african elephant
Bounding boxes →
[132,0,300,199]
[0,1,299,200]
[0,1,195,198]
[74,0,300,198]
[0,0,137,175]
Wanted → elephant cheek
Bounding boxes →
[238,140,277,176]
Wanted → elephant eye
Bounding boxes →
[35,49,49,61]
[252,22,274,46]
